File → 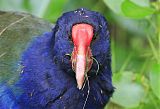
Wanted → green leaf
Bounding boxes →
[0,0,51,17]
[112,71,145,108]
[149,63,160,100]
[103,0,124,15]
[23,0,51,17]
[103,0,150,15]
[130,0,150,7]
[121,0,155,19]
[0,0,23,11]
[42,0,68,22]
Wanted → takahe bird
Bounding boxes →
[0,8,114,109]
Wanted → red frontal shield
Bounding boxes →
[71,24,93,89]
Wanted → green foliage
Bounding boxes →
[0,0,160,109]
[112,71,145,108]
[150,63,160,100]
[105,0,160,108]
[103,0,124,15]
[42,0,67,21]
[121,0,155,19]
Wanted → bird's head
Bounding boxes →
[52,8,110,89]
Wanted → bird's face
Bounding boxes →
[52,8,110,90]
[71,24,94,89]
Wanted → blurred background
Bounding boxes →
[0,0,159,109]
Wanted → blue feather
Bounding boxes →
[0,8,114,109]
[0,84,19,109]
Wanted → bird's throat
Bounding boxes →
[71,24,93,89]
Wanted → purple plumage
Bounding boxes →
[0,8,114,109]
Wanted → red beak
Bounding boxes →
[71,24,93,89]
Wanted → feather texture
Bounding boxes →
[0,8,114,109]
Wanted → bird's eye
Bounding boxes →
[92,33,98,41]
[68,35,72,41]
[93,35,97,41]
[67,31,72,41]
[68,35,71,40]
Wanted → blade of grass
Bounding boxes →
[147,35,159,61]
[119,52,133,72]
[139,59,149,75]
[111,39,116,73]
[149,92,159,109]
[0,52,6,58]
